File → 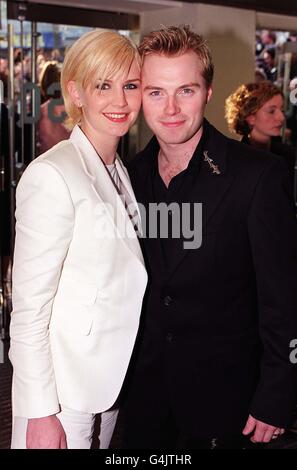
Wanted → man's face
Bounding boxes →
[141,51,212,146]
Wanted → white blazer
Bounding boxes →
[9,126,147,418]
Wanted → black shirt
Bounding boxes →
[151,124,207,268]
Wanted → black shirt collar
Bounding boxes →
[151,118,209,177]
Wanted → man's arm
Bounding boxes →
[247,156,297,428]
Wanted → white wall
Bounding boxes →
[196,4,255,138]
[256,12,297,31]
[138,2,256,147]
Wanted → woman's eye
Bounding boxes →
[96,82,110,91]
[101,83,110,90]
[124,83,138,90]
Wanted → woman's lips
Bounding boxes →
[103,113,129,123]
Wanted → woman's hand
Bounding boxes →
[26,415,67,449]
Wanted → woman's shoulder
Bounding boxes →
[37,138,75,160]
[17,138,87,199]
[23,139,83,185]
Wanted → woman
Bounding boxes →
[9,30,147,449]
[225,81,296,194]
[37,60,69,155]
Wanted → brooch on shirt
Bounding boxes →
[203,151,221,175]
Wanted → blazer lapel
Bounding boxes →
[165,122,235,279]
[130,139,167,280]
[70,126,144,266]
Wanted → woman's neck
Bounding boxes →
[249,131,271,151]
[80,124,119,165]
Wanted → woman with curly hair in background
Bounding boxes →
[225,81,296,197]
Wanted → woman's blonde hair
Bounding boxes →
[61,30,140,129]
[225,81,283,136]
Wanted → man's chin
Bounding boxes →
[156,132,192,145]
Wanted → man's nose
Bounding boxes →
[164,96,180,115]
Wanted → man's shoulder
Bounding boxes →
[205,120,280,171]
[127,136,158,175]
[222,129,283,174]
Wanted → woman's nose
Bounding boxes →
[112,89,128,107]
[277,109,285,124]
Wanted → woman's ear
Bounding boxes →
[67,81,82,107]
[246,114,255,127]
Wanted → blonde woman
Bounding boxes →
[9,30,147,449]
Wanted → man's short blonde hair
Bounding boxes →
[61,30,140,129]
[139,25,214,89]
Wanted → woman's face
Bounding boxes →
[74,59,141,142]
[247,94,285,140]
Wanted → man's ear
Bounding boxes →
[67,81,82,107]
[206,86,213,103]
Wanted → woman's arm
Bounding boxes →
[9,160,75,419]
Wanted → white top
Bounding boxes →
[106,162,139,231]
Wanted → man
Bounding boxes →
[122,25,297,449]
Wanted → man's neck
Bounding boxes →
[157,126,203,187]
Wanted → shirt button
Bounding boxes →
[164,295,172,307]
[166,333,173,343]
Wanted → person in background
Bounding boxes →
[254,67,267,83]
[9,29,147,449]
[37,60,70,154]
[262,46,277,82]
[261,30,277,48]
[286,77,297,148]
[225,81,296,196]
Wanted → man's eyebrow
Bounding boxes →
[143,85,164,91]
[177,82,201,89]
[143,83,201,91]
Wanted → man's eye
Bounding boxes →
[149,90,161,97]
[180,88,193,95]
[124,83,138,90]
